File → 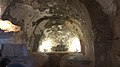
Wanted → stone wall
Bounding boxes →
[1,0,120,67]
[81,0,114,67]
[110,0,120,67]
[1,44,33,67]
[0,0,95,67]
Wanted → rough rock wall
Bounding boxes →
[81,0,114,67]
[1,0,120,67]
[96,0,117,15]
[96,0,120,67]
[0,0,12,17]
[110,0,120,67]
[0,0,95,67]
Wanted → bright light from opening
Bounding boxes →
[68,37,81,52]
[39,39,53,52]
[38,25,81,53]
[0,19,20,32]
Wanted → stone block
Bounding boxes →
[1,43,28,57]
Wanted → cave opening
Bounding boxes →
[38,23,81,53]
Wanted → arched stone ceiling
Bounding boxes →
[96,0,117,15]
[0,0,118,16]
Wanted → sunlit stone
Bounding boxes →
[0,19,20,32]
[38,25,81,53]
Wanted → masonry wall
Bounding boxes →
[0,0,120,67]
